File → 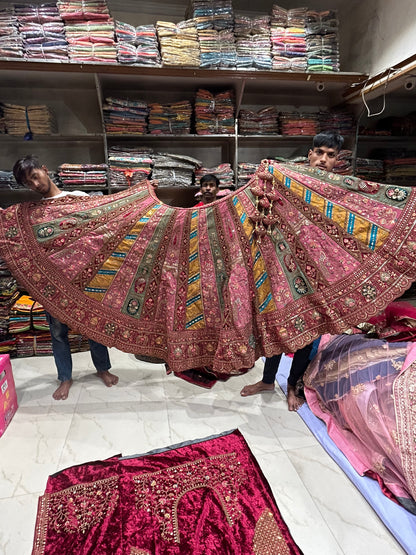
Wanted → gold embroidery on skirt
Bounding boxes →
[253,509,291,555]
[130,548,151,555]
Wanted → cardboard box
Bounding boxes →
[0,354,18,437]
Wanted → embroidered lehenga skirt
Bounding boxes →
[1,160,416,374]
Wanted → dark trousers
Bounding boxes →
[263,342,314,386]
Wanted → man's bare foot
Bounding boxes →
[97,370,119,387]
[287,384,305,411]
[53,379,73,400]
[240,380,275,397]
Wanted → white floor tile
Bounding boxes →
[0,351,409,555]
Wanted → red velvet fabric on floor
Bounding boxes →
[32,430,302,554]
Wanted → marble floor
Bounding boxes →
[0,349,406,555]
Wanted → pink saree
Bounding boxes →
[304,333,416,514]
[1,160,416,374]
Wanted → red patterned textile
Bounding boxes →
[32,430,302,554]
[1,160,416,374]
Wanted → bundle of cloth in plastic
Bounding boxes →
[1,160,416,375]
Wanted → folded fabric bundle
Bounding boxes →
[239,106,279,135]
[197,28,236,68]
[306,10,340,72]
[2,102,57,136]
[195,162,234,189]
[152,153,201,187]
[318,109,355,135]
[237,162,259,188]
[195,89,235,135]
[156,19,200,67]
[108,146,153,189]
[103,97,148,134]
[57,163,108,190]
[0,7,23,58]
[148,100,192,135]
[189,0,234,31]
[279,111,319,135]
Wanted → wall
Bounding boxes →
[339,0,416,76]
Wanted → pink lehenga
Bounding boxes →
[304,333,416,514]
[1,160,416,374]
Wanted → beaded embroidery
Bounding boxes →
[253,509,291,555]
[133,452,246,543]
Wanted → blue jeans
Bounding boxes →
[46,312,111,382]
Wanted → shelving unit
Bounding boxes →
[0,59,367,207]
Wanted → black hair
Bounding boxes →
[312,131,344,152]
[13,155,43,185]
[199,173,220,188]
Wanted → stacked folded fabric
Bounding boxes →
[239,106,279,135]
[156,19,200,67]
[318,109,355,135]
[189,0,234,31]
[195,162,234,189]
[306,10,340,72]
[9,295,45,335]
[57,163,108,189]
[279,111,319,135]
[333,149,353,175]
[355,157,385,182]
[234,14,272,70]
[2,102,57,136]
[195,89,235,135]
[151,153,201,188]
[103,97,148,134]
[115,22,160,66]
[237,162,259,188]
[384,156,416,186]
[0,260,19,356]
[0,170,19,190]
[57,0,116,63]
[0,7,23,59]
[197,28,236,68]
[15,3,68,61]
[148,101,192,135]
[271,5,308,71]
[108,146,153,189]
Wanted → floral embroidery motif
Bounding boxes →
[293,276,308,295]
[385,187,408,201]
[47,476,119,534]
[37,225,55,239]
[362,283,377,300]
[130,548,151,555]
[294,316,305,332]
[5,226,18,238]
[127,298,140,315]
[253,509,291,555]
[133,452,247,544]
[104,322,116,335]
[42,284,56,298]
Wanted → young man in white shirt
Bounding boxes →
[13,155,119,400]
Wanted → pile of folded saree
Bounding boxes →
[188,0,234,31]
[148,100,192,135]
[0,259,19,356]
[103,97,148,134]
[333,149,353,175]
[156,19,200,67]
[152,153,201,187]
[195,162,234,189]
[237,162,259,188]
[2,102,57,136]
[115,22,160,66]
[384,156,416,186]
[57,0,116,63]
[271,5,307,71]
[234,14,272,70]
[355,157,385,181]
[197,28,236,67]
[239,106,279,135]
[195,89,235,135]
[279,111,319,135]
[15,3,68,61]
[108,146,153,189]
[57,163,108,189]
[318,109,355,135]
[0,7,23,59]
[305,10,340,72]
